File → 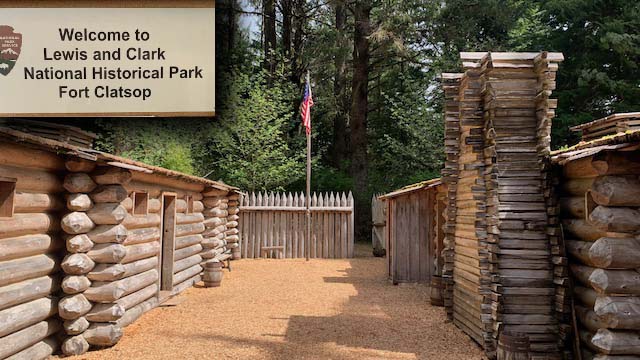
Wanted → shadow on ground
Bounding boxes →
[66,243,482,360]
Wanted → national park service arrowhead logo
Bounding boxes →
[0,26,22,76]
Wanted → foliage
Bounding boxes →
[91,118,212,176]
[161,142,195,175]
[206,61,306,191]
[538,0,640,148]
[78,0,639,212]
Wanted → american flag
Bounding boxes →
[300,79,314,135]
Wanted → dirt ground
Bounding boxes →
[68,245,483,360]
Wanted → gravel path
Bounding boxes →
[68,247,483,359]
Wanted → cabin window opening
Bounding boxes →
[0,178,16,218]
[133,191,149,216]
[186,195,194,214]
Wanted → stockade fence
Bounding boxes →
[239,192,354,258]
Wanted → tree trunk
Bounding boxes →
[291,0,305,84]
[263,0,277,75]
[281,0,292,58]
[330,0,349,169]
[216,0,237,56]
[350,0,371,242]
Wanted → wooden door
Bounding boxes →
[393,197,411,283]
[392,191,432,284]
[160,193,177,293]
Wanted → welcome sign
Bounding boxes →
[0,1,215,117]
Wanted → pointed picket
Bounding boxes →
[247,192,254,258]
[347,191,354,258]
[240,188,357,260]
[340,192,348,258]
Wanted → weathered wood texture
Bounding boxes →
[558,148,640,357]
[238,192,354,259]
[441,72,462,322]
[441,52,565,359]
[0,138,235,358]
[371,194,386,255]
[56,164,100,356]
[0,142,66,359]
[385,186,444,284]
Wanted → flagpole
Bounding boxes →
[305,71,311,262]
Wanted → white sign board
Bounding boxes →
[0,7,215,116]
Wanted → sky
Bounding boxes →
[238,0,261,41]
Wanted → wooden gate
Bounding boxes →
[371,194,386,255]
[239,192,354,258]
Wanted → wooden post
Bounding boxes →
[306,130,311,262]
[303,71,313,261]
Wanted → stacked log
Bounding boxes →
[430,185,448,306]
[201,187,233,267]
[0,143,65,359]
[442,52,564,359]
[481,52,564,359]
[441,72,463,321]
[58,166,144,355]
[450,58,494,351]
[537,55,573,357]
[58,160,99,356]
[226,193,241,260]
[561,150,640,358]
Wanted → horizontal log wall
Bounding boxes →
[124,176,206,300]
[201,187,235,267]
[0,141,236,358]
[239,192,354,259]
[560,150,640,358]
[0,142,65,360]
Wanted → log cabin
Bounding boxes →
[553,118,640,359]
[379,179,446,305]
[0,123,239,358]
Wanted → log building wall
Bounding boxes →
[0,133,238,359]
[0,142,65,359]
[555,147,640,358]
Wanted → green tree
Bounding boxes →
[539,0,640,148]
[206,67,306,191]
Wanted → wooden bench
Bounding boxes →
[260,246,285,258]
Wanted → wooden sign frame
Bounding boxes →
[0,0,216,118]
[0,1,215,9]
